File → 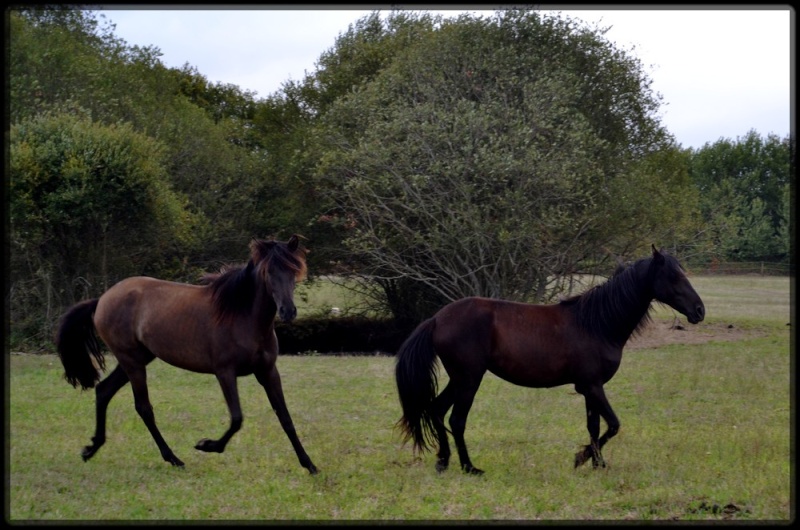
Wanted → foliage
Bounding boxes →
[688,130,792,262]
[315,9,692,321]
[246,10,447,274]
[275,316,406,355]
[6,6,790,350]
[9,111,200,347]
[8,8,166,125]
[7,7,303,350]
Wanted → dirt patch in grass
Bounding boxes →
[626,319,762,350]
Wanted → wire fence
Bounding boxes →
[693,261,793,276]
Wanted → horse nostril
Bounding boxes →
[281,306,297,322]
[697,305,705,319]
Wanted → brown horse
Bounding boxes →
[56,235,318,474]
[395,245,705,475]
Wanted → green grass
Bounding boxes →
[687,274,791,325]
[7,275,793,521]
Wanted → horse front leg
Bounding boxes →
[255,363,318,475]
[81,364,129,461]
[194,368,242,454]
[574,384,620,468]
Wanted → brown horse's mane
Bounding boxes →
[199,237,307,323]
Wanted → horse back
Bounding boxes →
[433,297,619,388]
[93,276,218,372]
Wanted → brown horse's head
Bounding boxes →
[251,234,308,322]
[203,235,308,325]
[649,245,705,324]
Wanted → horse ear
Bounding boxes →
[288,234,299,251]
[652,244,665,264]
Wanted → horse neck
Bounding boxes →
[579,261,655,346]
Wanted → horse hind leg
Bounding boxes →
[81,364,129,461]
[430,382,456,473]
[449,375,485,475]
[124,363,185,467]
[194,369,242,454]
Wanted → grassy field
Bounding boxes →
[6,275,792,522]
[295,273,792,325]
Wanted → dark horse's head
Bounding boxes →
[250,235,307,322]
[203,235,308,324]
[648,245,705,324]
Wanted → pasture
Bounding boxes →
[7,275,792,521]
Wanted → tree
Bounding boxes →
[689,130,792,262]
[314,9,694,322]
[8,6,311,349]
[9,111,200,346]
[241,10,446,276]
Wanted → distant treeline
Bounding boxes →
[8,8,792,351]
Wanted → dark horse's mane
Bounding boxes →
[200,238,307,323]
[559,256,657,345]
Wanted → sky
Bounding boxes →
[99,6,793,150]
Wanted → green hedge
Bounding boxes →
[275,316,411,355]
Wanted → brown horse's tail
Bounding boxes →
[394,318,439,454]
[55,298,105,390]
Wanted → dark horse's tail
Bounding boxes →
[395,318,440,453]
[55,299,105,390]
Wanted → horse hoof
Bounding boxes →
[435,462,448,473]
[81,446,97,461]
[574,446,592,468]
[307,465,319,475]
[170,458,185,467]
[195,438,222,453]
[462,465,484,475]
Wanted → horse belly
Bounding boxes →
[488,331,573,388]
[489,352,572,388]
[137,314,217,373]
[482,302,568,385]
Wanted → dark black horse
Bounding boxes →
[55,235,318,473]
[395,245,705,474]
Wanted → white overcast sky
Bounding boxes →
[99,5,793,150]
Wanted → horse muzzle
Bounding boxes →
[279,306,297,322]
[686,304,705,324]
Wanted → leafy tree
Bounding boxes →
[8,7,166,125]
[737,198,782,259]
[8,6,336,350]
[776,183,792,259]
[598,147,703,263]
[9,111,200,346]
[689,130,791,261]
[314,9,693,322]
[9,8,275,262]
[241,10,446,276]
